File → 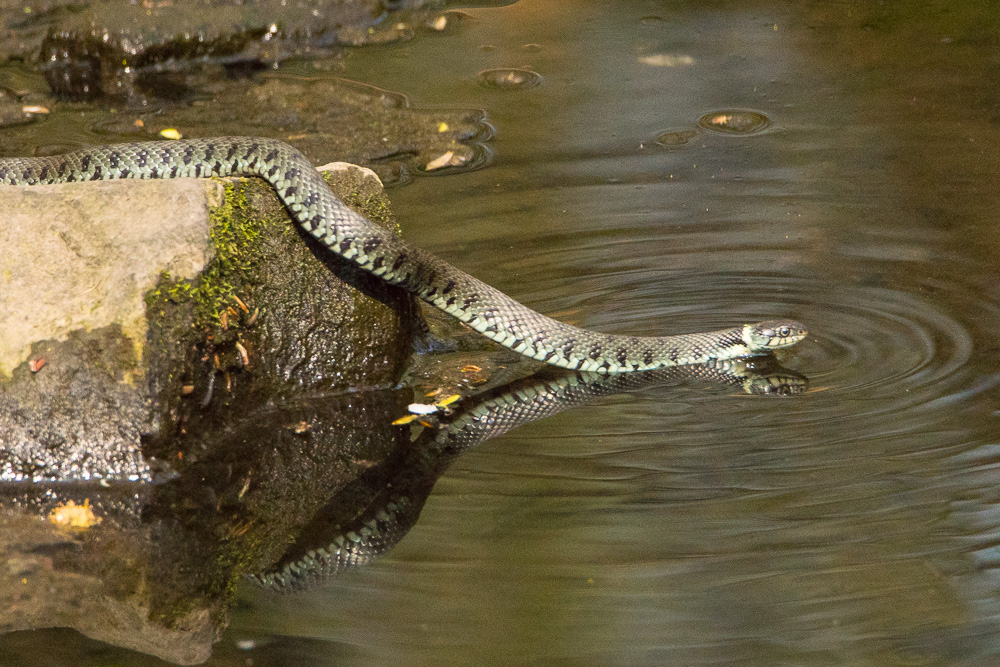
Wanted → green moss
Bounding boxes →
[197,181,266,325]
[144,180,268,331]
[340,189,400,234]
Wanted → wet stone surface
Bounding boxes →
[0,326,156,483]
[0,0,443,99]
[4,75,495,186]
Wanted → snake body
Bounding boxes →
[0,137,806,371]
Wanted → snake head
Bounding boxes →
[743,320,808,351]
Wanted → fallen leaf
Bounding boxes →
[49,499,102,529]
[425,151,456,171]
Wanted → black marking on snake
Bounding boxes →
[109,153,119,169]
[39,166,49,181]
[669,349,679,363]
[462,294,478,309]
[169,166,179,178]
[226,145,238,161]
[90,165,102,180]
[58,161,67,177]
[691,345,704,359]
[446,296,456,306]
[363,238,381,254]
[442,280,456,294]
[392,253,408,270]
[718,332,743,348]
[562,339,576,357]
[267,165,279,178]
[339,239,353,253]
[643,349,654,366]
[589,344,602,360]
[543,350,557,362]
[616,348,628,365]
[80,155,91,172]
[266,149,280,163]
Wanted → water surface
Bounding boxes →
[6,1,1000,665]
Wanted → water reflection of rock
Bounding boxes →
[0,353,804,663]
[0,386,409,664]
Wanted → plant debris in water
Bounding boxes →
[698,109,770,135]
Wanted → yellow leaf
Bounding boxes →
[434,394,462,408]
[48,499,102,529]
[392,414,420,425]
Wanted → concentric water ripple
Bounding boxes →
[490,255,991,425]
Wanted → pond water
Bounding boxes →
[6,0,1000,664]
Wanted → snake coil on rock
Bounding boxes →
[0,137,807,372]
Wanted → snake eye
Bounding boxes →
[778,326,790,338]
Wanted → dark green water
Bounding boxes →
[7,0,1000,664]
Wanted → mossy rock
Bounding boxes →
[145,166,417,428]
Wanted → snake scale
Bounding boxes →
[0,137,807,371]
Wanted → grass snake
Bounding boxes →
[0,137,807,371]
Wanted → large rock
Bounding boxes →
[0,164,417,662]
[0,161,414,482]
